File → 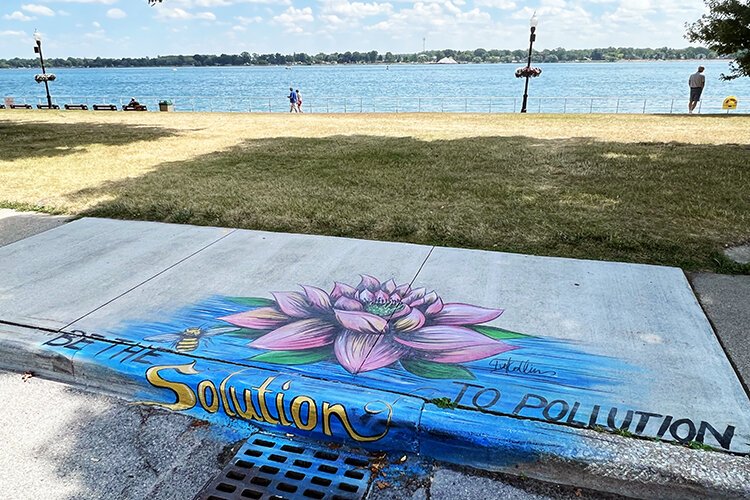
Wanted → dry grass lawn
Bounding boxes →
[1,111,749,272]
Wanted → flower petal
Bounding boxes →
[425,297,444,316]
[394,325,518,363]
[390,303,411,319]
[403,287,426,304]
[423,291,439,306]
[394,283,411,297]
[302,285,332,311]
[331,281,357,300]
[382,279,397,294]
[250,319,337,350]
[334,331,404,374]
[334,309,388,334]
[272,291,310,318]
[358,274,381,291]
[374,290,389,302]
[393,307,425,332]
[334,297,363,311]
[358,289,375,302]
[431,303,504,326]
[220,307,289,329]
[410,290,437,308]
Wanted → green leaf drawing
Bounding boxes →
[225,328,268,339]
[226,297,276,308]
[471,325,530,340]
[250,348,332,365]
[400,358,475,380]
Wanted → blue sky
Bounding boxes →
[1,0,708,58]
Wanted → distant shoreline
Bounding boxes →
[0,59,732,70]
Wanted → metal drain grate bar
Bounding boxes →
[195,434,373,500]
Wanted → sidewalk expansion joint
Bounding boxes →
[685,271,750,400]
[354,245,435,377]
[60,228,239,331]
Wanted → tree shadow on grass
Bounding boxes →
[71,134,750,273]
[0,120,178,161]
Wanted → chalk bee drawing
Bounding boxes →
[145,326,238,353]
[219,275,527,379]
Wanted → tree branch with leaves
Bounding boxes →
[686,0,750,80]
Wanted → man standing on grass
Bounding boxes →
[688,66,705,114]
[289,87,298,113]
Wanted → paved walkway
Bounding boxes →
[0,215,748,498]
[0,208,68,247]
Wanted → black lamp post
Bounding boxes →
[33,30,53,109]
[520,13,538,113]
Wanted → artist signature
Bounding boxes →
[490,357,557,377]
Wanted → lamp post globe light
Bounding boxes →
[520,13,538,113]
[33,29,54,109]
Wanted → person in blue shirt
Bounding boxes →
[289,87,298,113]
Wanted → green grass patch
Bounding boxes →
[428,397,459,410]
[70,135,749,273]
[0,120,175,161]
[0,200,69,215]
[686,441,715,451]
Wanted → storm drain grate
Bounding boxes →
[194,434,373,500]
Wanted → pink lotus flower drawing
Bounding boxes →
[221,276,523,379]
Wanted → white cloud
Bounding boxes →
[3,11,34,21]
[43,0,117,3]
[106,8,126,19]
[84,29,108,40]
[473,0,515,8]
[169,0,287,6]
[92,20,101,27]
[320,0,393,18]
[235,15,263,24]
[22,4,56,16]
[0,30,26,36]
[154,6,217,21]
[369,1,490,34]
[272,6,313,33]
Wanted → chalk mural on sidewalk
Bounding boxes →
[152,275,523,379]
[38,274,743,455]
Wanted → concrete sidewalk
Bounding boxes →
[0,208,68,247]
[1,215,749,499]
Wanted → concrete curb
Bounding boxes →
[2,321,749,499]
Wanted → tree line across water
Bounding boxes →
[0,46,723,69]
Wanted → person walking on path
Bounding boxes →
[288,87,298,113]
[689,66,705,114]
[296,89,303,113]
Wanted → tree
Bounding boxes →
[686,0,750,79]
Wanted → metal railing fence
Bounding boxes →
[2,95,747,114]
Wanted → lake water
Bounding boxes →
[2,60,748,113]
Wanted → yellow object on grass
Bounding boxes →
[722,96,738,110]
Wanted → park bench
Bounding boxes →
[37,104,60,110]
[10,104,32,109]
[93,104,117,111]
[64,104,88,111]
[123,104,148,111]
